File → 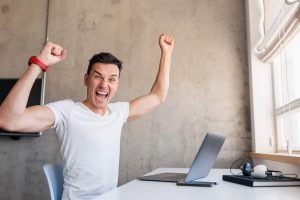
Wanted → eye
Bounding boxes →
[108,78,117,83]
[94,74,102,79]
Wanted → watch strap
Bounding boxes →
[28,56,48,72]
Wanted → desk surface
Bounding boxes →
[96,168,300,200]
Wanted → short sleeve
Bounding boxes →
[109,102,129,123]
[45,99,72,131]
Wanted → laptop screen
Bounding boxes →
[185,132,225,182]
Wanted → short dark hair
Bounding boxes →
[87,52,123,75]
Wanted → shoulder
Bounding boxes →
[109,102,129,122]
[45,99,74,128]
[46,99,74,108]
[109,102,129,112]
[45,99,75,116]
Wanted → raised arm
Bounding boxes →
[128,34,174,121]
[0,42,66,132]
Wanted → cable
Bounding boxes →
[283,173,298,178]
[229,158,253,176]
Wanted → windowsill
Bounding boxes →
[250,152,300,166]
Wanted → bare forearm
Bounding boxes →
[150,51,172,103]
[128,34,174,121]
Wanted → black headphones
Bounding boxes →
[242,161,253,176]
[241,160,269,178]
[231,158,271,178]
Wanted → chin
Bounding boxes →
[94,99,109,108]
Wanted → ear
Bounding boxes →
[84,73,89,86]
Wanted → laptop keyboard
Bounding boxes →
[138,173,187,182]
[162,173,187,182]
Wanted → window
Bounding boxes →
[246,0,300,154]
[272,33,300,152]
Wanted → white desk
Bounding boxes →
[96,168,300,200]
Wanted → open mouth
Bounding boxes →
[95,90,109,102]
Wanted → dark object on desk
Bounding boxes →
[242,162,253,176]
[137,132,225,186]
[176,179,216,187]
[138,173,217,187]
[223,175,300,187]
[138,173,187,183]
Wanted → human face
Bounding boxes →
[83,63,120,114]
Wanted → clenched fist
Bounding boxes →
[159,34,175,54]
[37,42,67,66]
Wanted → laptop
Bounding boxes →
[137,132,225,187]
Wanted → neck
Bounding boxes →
[82,99,108,115]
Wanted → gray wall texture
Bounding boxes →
[0,0,250,199]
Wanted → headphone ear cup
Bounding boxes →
[242,162,253,176]
[252,165,268,178]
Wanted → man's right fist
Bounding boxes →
[37,42,67,66]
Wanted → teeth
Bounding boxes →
[96,91,108,95]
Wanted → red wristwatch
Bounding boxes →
[28,56,48,72]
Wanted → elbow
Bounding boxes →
[151,91,167,105]
[0,114,18,132]
[151,87,168,105]
[159,96,167,104]
[0,113,4,130]
[0,118,2,130]
[156,94,167,105]
[0,120,14,132]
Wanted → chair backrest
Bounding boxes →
[43,164,64,200]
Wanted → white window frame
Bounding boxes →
[246,0,300,154]
[246,0,276,153]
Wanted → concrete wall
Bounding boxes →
[0,0,249,199]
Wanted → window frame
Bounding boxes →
[246,0,300,155]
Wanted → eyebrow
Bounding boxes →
[93,70,119,78]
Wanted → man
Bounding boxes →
[0,34,174,199]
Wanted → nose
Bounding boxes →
[99,78,108,88]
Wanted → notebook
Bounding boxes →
[137,132,225,186]
[223,175,300,187]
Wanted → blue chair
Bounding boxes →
[43,164,64,200]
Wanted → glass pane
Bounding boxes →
[276,108,300,151]
[273,33,300,108]
[286,34,300,103]
[276,115,288,150]
[290,111,300,149]
[273,56,285,108]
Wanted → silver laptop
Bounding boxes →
[137,132,225,186]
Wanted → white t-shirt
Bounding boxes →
[46,99,129,200]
